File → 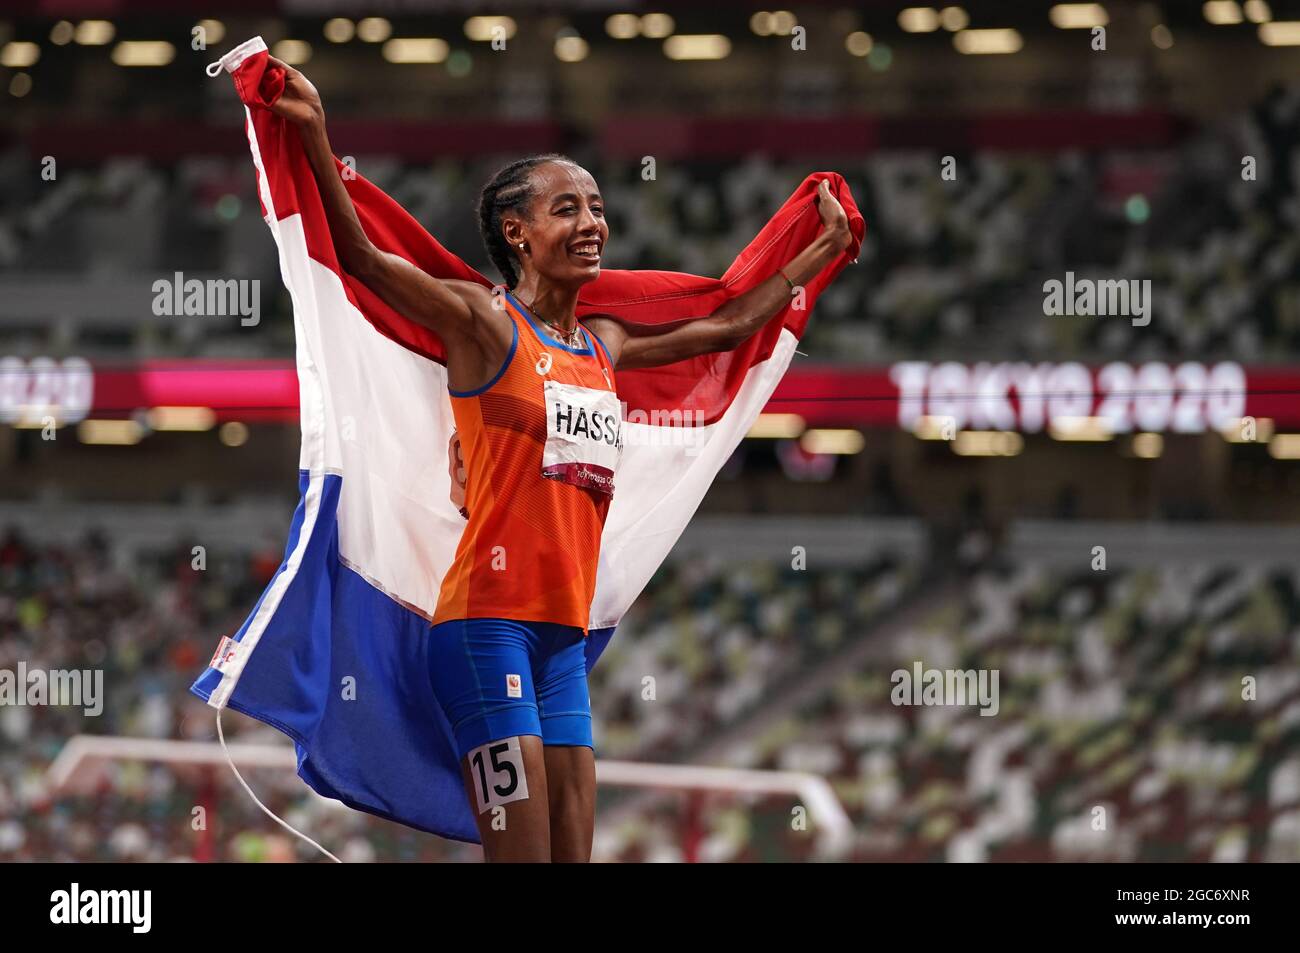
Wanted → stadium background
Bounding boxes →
[2,0,1300,862]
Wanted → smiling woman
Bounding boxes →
[476,154,608,348]
[256,51,853,862]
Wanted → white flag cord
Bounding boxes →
[216,709,343,863]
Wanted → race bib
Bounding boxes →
[542,379,623,496]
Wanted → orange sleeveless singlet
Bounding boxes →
[431,290,622,635]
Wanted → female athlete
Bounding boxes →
[265,57,852,862]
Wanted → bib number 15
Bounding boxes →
[468,737,530,814]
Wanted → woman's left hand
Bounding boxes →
[814,178,851,249]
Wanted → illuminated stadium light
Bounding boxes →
[845,31,874,56]
[146,407,216,432]
[9,72,31,97]
[323,18,354,43]
[1,41,39,68]
[641,14,675,39]
[50,21,74,46]
[940,6,969,31]
[747,413,805,439]
[800,429,865,455]
[110,41,175,67]
[899,7,941,33]
[605,14,640,39]
[912,415,955,440]
[1245,0,1272,22]
[1268,434,1300,459]
[219,422,249,447]
[77,420,144,445]
[1049,4,1109,29]
[770,11,798,34]
[197,19,225,45]
[382,38,449,64]
[1258,20,1300,43]
[1203,1,1244,24]
[1131,432,1163,459]
[555,34,589,62]
[357,17,392,43]
[664,34,731,60]
[1152,23,1174,48]
[954,28,1023,54]
[74,20,115,45]
[271,40,311,65]
[952,431,1023,456]
[1222,417,1274,442]
[465,16,517,42]
[12,409,60,428]
[1049,416,1113,441]
[750,12,776,36]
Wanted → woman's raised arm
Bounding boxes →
[583,179,852,370]
[266,56,487,343]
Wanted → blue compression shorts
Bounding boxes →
[426,617,593,761]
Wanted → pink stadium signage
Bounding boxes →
[1,358,1296,434]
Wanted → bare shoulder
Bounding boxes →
[580,313,625,336]
[440,279,512,344]
[580,314,627,364]
[441,278,495,310]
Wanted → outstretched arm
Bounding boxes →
[265,56,484,342]
[584,179,852,370]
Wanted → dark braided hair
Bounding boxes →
[476,153,581,289]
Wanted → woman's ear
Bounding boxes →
[500,215,524,250]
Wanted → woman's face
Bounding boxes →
[507,162,607,285]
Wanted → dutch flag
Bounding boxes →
[191,36,865,843]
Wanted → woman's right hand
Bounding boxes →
[266,55,324,126]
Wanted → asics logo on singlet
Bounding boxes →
[554,401,621,446]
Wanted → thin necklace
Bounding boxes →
[521,294,584,349]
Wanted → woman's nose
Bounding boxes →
[576,203,600,231]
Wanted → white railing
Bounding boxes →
[45,734,854,862]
